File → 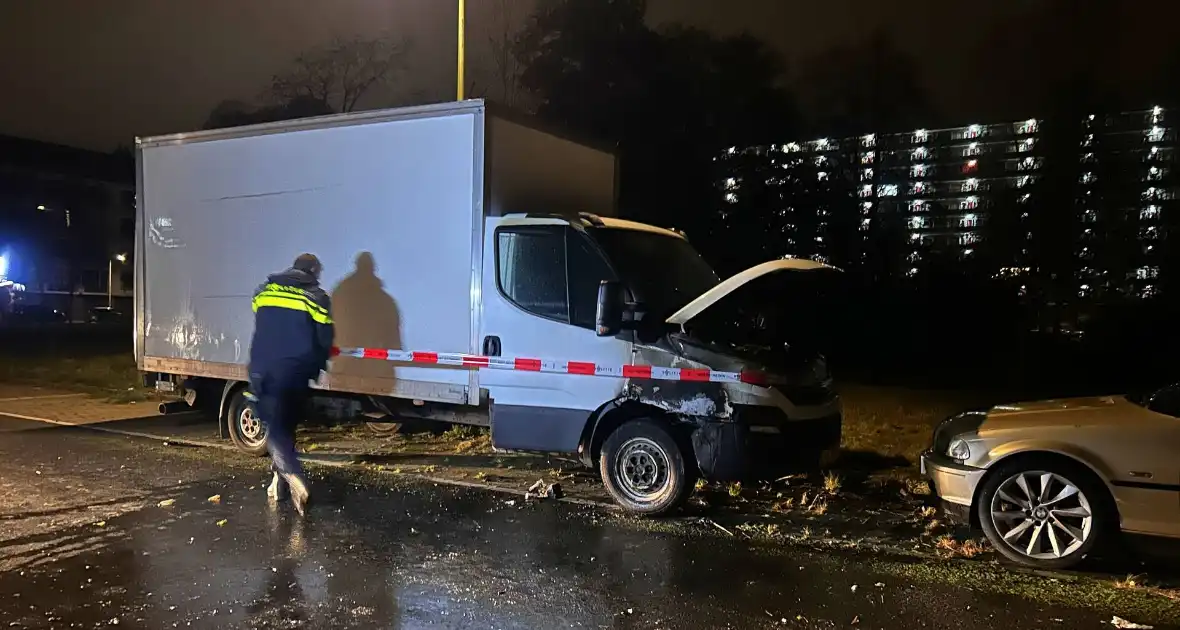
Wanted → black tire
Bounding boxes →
[599,418,696,516]
[226,388,270,457]
[976,456,1114,570]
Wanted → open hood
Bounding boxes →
[665,258,841,326]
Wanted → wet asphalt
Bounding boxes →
[0,412,1170,630]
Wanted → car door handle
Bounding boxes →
[483,335,501,357]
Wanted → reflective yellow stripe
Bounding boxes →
[252,293,333,324]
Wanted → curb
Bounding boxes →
[0,410,616,511]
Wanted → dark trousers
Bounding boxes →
[255,371,309,478]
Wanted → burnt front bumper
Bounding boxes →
[690,406,842,481]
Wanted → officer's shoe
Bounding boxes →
[284,473,311,517]
[267,473,288,501]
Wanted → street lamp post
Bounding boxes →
[457,0,466,101]
[108,254,126,309]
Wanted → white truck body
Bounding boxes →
[136,101,615,407]
[135,100,841,514]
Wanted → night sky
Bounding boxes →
[1,0,1175,151]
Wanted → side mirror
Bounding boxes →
[595,280,624,337]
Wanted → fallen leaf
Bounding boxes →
[216,519,228,527]
[207,495,221,504]
[850,584,858,593]
[94,521,106,527]
[157,499,176,508]
[1112,617,1153,630]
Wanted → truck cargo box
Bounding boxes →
[135,100,617,405]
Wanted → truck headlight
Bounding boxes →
[947,438,971,462]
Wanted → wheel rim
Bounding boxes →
[989,470,1094,561]
[238,406,266,446]
[614,437,671,503]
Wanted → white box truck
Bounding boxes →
[135,100,841,514]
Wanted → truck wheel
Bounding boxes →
[365,421,403,435]
[599,418,695,516]
[226,389,269,457]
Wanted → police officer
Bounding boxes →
[248,253,334,515]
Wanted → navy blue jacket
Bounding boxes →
[248,268,334,387]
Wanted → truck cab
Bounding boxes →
[482,212,841,513]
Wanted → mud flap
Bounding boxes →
[691,421,749,481]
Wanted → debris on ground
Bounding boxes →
[216,519,228,527]
[207,495,221,504]
[157,499,175,508]
[525,479,563,500]
[1111,616,1153,629]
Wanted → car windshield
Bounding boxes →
[587,227,720,321]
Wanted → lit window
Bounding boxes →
[961,196,979,210]
[785,142,802,153]
[725,192,738,204]
[909,216,926,230]
[1081,152,1095,163]
[909,200,928,212]
[962,178,979,192]
[913,129,929,143]
[959,233,979,245]
[964,159,978,173]
[1142,226,1160,239]
[1017,175,1033,188]
[725,147,736,155]
[1079,284,1091,298]
[1148,127,1166,142]
[912,147,929,160]
[1143,284,1159,298]
[965,124,983,139]
[860,218,871,230]
[817,171,829,182]
[1019,137,1036,152]
[814,138,830,150]
[964,142,981,157]
[907,251,921,263]
[859,184,873,198]
[860,168,873,181]
[911,164,928,178]
[910,182,928,195]
[1081,134,1094,147]
[1081,172,1096,184]
[861,151,875,165]
[861,201,873,213]
[1082,210,1097,223]
[960,214,979,228]
[1018,193,1031,204]
[1137,266,1160,280]
[862,134,876,148]
[724,177,738,190]
[1017,118,1038,134]
[1152,106,1164,124]
[1141,205,1160,220]
[878,184,899,197]
[1148,166,1163,181]
[907,267,919,277]
[1020,156,1040,170]
[962,248,975,257]
[1143,187,1164,201]
[814,156,827,167]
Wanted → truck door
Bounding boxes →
[480,221,632,453]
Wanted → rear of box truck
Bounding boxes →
[136,103,487,405]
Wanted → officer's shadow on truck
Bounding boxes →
[328,251,402,391]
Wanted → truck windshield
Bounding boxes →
[588,227,720,320]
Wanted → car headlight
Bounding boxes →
[947,438,971,462]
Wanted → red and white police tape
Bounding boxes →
[330,346,772,386]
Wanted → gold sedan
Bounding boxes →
[921,387,1180,569]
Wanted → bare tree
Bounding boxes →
[269,36,409,113]
[481,0,526,107]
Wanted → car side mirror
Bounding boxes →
[595,280,625,337]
